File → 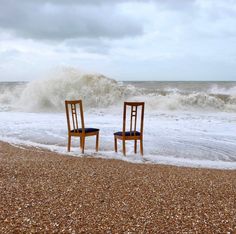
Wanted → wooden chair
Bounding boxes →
[114,102,145,156]
[65,100,99,153]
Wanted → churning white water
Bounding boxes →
[0,68,236,169]
[1,69,236,113]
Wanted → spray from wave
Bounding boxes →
[17,68,136,112]
[0,82,26,111]
[0,68,236,112]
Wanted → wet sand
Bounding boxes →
[0,141,235,233]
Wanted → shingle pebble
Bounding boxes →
[0,141,235,233]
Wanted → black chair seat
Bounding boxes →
[114,131,141,136]
[71,128,99,133]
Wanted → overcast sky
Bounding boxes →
[0,0,236,81]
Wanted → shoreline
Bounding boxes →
[1,138,236,171]
[0,141,235,232]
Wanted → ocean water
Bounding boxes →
[0,69,236,169]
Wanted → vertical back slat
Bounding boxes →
[123,103,126,136]
[130,106,133,133]
[140,103,145,135]
[74,103,79,131]
[134,105,138,132]
[71,104,76,131]
[65,101,71,132]
[79,101,85,133]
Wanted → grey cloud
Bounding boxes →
[152,0,195,10]
[0,0,143,41]
[7,0,148,5]
[64,38,111,54]
[0,49,21,62]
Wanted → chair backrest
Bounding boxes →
[65,100,85,133]
[123,102,145,135]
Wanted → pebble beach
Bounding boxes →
[0,141,235,233]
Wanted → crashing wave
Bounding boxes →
[17,68,136,112]
[0,68,236,113]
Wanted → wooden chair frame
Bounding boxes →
[65,100,99,153]
[114,102,145,156]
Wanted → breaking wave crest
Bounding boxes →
[0,68,236,112]
[17,68,136,112]
[140,92,236,112]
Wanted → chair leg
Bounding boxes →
[68,135,71,152]
[122,139,126,156]
[80,137,82,149]
[114,136,117,152]
[140,139,143,156]
[134,140,137,154]
[81,136,85,154]
[96,132,99,152]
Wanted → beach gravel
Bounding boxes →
[0,141,235,233]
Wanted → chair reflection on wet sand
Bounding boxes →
[65,100,99,153]
[114,102,145,156]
